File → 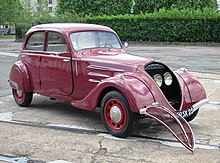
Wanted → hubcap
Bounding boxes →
[16,90,23,97]
[110,106,122,123]
[104,98,126,130]
[14,89,24,101]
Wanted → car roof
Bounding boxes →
[27,23,113,34]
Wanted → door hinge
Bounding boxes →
[39,80,42,85]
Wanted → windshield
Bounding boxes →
[70,31,122,51]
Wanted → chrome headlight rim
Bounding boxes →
[164,72,173,86]
[153,74,163,87]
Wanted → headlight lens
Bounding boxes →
[164,72,173,86]
[153,74,163,87]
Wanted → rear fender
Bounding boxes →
[9,61,32,92]
[71,75,154,112]
[140,104,195,152]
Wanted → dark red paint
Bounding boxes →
[9,23,208,152]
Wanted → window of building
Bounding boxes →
[49,0,52,4]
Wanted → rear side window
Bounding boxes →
[25,32,44,51]
[46,32,67,52]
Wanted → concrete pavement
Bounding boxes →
[0,79,220,162]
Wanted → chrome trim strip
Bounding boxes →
[9,80,18,89]
[87,72,110,78]
[63,59,70,62]
[192,99,209,111]
[75,61,78,76]
[115,74,124,79]
[87,65,125,72]
[88,79,100,83]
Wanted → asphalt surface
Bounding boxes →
[0,39,219,163]
[0,55,17,93]
[128,45,220,74]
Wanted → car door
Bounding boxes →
[40,31,73,95]
[23,31,45,91]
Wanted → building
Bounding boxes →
[218,0,220,11]
[27,0,57,12]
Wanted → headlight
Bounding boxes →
[164,72,173,86]
[153,74,163,87]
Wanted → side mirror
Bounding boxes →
[124,42,128,51]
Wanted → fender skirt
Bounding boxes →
[140,104,195,152]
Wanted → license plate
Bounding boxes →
[178,107,194,118]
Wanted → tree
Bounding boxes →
[173,0,217,10]
[56,0,132,16]
[0,0,23,24]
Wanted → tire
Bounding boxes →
[185,109,199,122]
[12,89,33,107]
[100,91,137,138]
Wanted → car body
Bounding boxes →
[9,23,208,152]
[0,29,9,35]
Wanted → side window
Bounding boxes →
[47,32,67,53]
[25,32,44,51]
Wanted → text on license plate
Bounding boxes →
[178,107,194,118]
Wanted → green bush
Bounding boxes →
[133,0,176,14]
[15,7,220,42]
[57,0,132,16]
[85,8,220,42]
[15,23,32,41]
[56,0,217,16]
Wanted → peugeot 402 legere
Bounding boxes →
[9,23,208,152]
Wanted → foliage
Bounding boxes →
[84,8,220,42]
[172,0,217,10]
[56,0,217,16]
[15,23,32,41]
[133,0,217,13]
[14,0,220,42]
[0,0,23,24]
[32,12,84,25]
[56,0,132,16]
[133,0,176,13]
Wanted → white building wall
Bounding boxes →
[217,0,220,11]
[28,0,57,11]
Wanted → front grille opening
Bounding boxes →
[145,62,182,110]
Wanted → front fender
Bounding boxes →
[71,75,154,112]
[9,61,32,92]
[175,70,206,106]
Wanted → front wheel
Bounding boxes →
[101,91,137,138]
[12,89,33,107]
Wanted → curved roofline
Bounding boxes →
[27,23,114,34]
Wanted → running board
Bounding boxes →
[140,104,195,152]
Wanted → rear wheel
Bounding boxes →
[12,89,33,107]
[101,91,137,138]
[185,109,199,122]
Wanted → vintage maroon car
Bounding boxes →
[9,23,208,152]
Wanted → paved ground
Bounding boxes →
[0,39,219,163]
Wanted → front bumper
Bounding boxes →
[178,99,209,118]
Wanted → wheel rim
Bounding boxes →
[104,99,127,130]
[13,89,24,101]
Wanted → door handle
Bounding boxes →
[63,59,70,62]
